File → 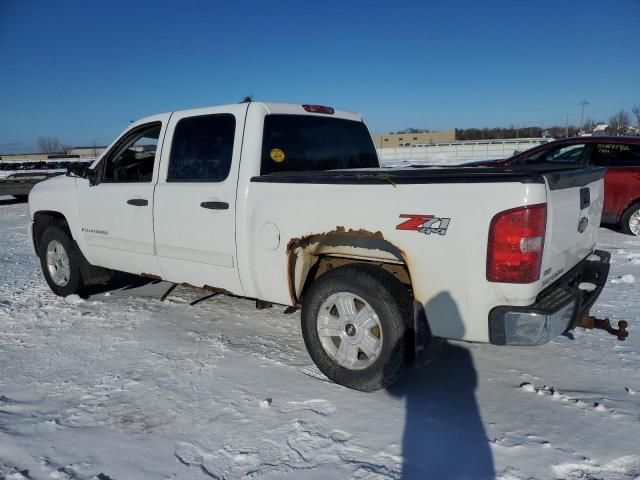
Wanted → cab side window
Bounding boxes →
[591,143,640,167]
[102,123,161,182]
[167,114,236,182]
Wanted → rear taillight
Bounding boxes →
[487,204,546,283]
[302,104,335,114]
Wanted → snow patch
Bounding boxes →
[1,200,640,479]
[610,274,635,284]
[552,455,640,480]
[519,382,535,393]
[593,402,608,412]
[64,294,85,304]
[280,399,337,416]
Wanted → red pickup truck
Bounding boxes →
[474,136,640,235]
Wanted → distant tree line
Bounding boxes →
[456,126,557,141]
[392,128,431,134]
[37,136,65,154]
[393,104,640,141]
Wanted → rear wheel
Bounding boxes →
[620,201,640,236]
[301,263,413,392]
[39,226,86,296]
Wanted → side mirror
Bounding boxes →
[67,163,97,184]
[87,168,97,185]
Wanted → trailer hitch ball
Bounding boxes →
[576,314,629,341]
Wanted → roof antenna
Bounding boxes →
[240,95,253,103]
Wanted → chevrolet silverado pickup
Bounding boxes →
[28,102,612,391]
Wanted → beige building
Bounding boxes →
[67,146,107,157]
[372,130,456,148]
[0,153,51,161]
[0,146,107,162]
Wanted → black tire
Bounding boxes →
[39,225,86,296]
[301,263,414,392]
[620,201,640,236]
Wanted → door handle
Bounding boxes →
[200,201,229,210]
[127,198,148,206]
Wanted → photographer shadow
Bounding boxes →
[387,292,495,479]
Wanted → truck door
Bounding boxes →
[76,116,169,276]
[152,104,248,294]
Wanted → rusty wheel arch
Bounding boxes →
[286,227,413,306]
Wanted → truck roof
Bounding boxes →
[134,102,363,125]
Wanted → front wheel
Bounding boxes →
[301,264,414,392]
[39,226,86,296]
[620,201,640,236]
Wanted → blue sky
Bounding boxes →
[1,0,638,152]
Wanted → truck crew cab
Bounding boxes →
[28,102,614,391]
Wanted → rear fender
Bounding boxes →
[286,227,407,305]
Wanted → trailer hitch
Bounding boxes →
[575,314,629,340]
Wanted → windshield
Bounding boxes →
[520,143,586,165]
[260,115,379,175]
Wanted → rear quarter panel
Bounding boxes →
[239,180,548,343]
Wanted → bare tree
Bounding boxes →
[37,136,63,153]
[583,118,597,132]
[632,105,640,129]
[608,110,631,135]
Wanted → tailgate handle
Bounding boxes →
[579,188,590,209]
[201,201,229,210]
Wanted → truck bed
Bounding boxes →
[250,165,604,189]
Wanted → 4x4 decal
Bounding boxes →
[396,214,451,236]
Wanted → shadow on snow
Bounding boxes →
[388,292,494,479]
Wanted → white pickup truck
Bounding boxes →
[28,102,614,391]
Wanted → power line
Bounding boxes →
[579,100,590,131]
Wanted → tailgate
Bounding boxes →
[540,167,605,286]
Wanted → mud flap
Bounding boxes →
[73,241,112,286]
[414,301,444,367]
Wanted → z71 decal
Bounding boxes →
[396,214,451,236]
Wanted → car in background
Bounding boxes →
[473,137,640,235]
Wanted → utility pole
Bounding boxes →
[579,100,590,132]
[565,114,569,138]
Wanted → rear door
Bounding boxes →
[153,104,248,294]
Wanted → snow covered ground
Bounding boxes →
[0,196,639,480]
[379,155,480,168]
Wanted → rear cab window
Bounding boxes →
[260,115,379,175]
[591,143,640,167]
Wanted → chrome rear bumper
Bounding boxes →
[489,250,610,346]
